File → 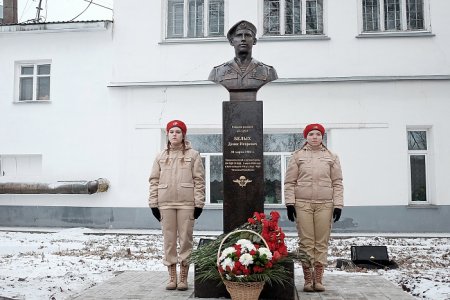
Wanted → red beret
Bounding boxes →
[166,120,187,135]
[303,123,325,138]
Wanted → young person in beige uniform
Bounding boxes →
[284,123,343,292]
[148,120,205,291]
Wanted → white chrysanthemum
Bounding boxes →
[221,257,235,270]
[258,247,273,260]
[239,253,254,266]
[236,239,256,252]
[219,246,236,261]
[236,239,253,247]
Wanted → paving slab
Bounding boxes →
[69,271,414,300]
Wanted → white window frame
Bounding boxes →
[163,0,226,40]
[358,0,431,34]
[261,0,326,37]
[14,60,52,102]
[201,152,222,206]
[266,151,292,207]
[407,128,432,205]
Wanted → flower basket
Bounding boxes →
[192,211,303,299]
[217,229,268,300]
[222,280,265,300]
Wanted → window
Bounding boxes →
[166,0,224,39]
[361,0,428,33]
[263,0,324,36]
[407,130,429,203]
[16,62,51,101]
[189,132,327,205]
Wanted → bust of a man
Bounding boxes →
[208,20,278,101]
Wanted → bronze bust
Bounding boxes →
[208,20,278,101]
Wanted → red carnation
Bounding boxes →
[270,211,280,222]
[273,251,281,261]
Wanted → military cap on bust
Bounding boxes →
[227,20,257,41]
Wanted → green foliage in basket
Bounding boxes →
[190,211,311,285]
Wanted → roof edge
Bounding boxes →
[0,20,113,33]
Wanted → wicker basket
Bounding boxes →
[222,280,265,300]
[217,229,267,300]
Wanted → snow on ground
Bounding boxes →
[0,229,449,300]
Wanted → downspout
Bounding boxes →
[0,178,109,194]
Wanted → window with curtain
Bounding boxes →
[263,0,323,36]
[362,0,426,33]
[166,0,224,38]
[407,130,429,203]
[188,132,327,205]
[17,62,51,102]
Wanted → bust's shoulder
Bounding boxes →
[212,59,234,69]
[209,60,235,81]
[254,59,275,69]
[253,59,278,79]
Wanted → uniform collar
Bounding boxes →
[228,58,259,76]
[303,143,325,151]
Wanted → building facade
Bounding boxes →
[1,0,449,232]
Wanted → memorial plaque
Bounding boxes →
[223,101,264,233]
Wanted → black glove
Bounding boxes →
[151,207,161,222]
[194,207,203,219]
[287,205,296,222]
[333,208,342,223]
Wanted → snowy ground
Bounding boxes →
[0,228,449,300]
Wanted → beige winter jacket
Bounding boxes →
[148,141,205,209]
[284,144,343,208]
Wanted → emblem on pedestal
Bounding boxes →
[233,176,252,187]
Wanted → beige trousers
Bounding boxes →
[161,208,195,266]
[295,202,333,266]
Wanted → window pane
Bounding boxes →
[384,0,401,30]
[208,0,224,36]
[264,0,280,35]
[19,78,33,100]
[362,0,380,31]
[37,77,50,100]
[408,131,427,150]
[263,134,305,152]
[285,0,301,34]
[210,155,223,204]
[410,155,426,201]
[264,155,281,204]
[407,0,424,30]
[188,0,204,38]
[168,0,184,38]
[306,0,323,34]
[37,64,51,75]
[263,133,326,152]
[21,66,34,75]
[189,134,222,153]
